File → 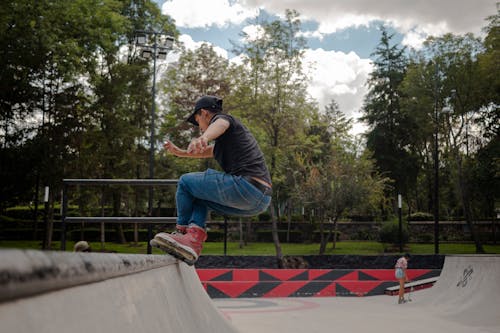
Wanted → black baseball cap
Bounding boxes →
[187,95,223,126]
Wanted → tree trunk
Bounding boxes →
[112,190,126,244]
[245,219,251,246]
[270,204,283,263]
[133,167,140,245]
[331,216,339,250]
[319,210,328,255]
[286,199,292,243]
[457,158,484,253]
[100,186,106,251]
[44,193,54,250]
[239,218,244,249]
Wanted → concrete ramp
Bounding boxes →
[214,255,500,333]
[0,249,237,333]
[415,255,500,327]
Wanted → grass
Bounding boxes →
[1,240,499,255]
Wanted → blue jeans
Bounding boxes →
[176,169,271,228]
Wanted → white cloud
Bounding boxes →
[303,49,373,120]
[240,24,265,42]
[243,0,496,37]
[297,30,324,41]
[162,0,258,28]
[401,29,428,50]
[160,0,496,135]
[178,34,199,50]
[316,14,377,35]
[179,34,229,58]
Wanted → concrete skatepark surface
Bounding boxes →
[0,250,498,333]
[216,255,500,333]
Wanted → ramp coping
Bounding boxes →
[385,277,439,291]
[0,249,178,302]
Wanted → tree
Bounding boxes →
[84,1,177,244]
[231,9,313,262]
[401,32,488,253]
[477,7,500,137]
[0,0,132,246]
[0,0,179,246]
[473,9,500,223]
[157,43,235,182]
[301,100,389,254]
[361,26,417,216]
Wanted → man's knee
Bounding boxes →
[178,173,196,187]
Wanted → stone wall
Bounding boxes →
[215,220,498,243]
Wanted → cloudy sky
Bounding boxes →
[155,0,497,134]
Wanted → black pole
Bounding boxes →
[398,194,403,253]
[147,34,158,255]
[433,62,440,254]
[33,174,40,241]
[42,186,49,250]
[224,216,228,256]
[61,185,67,251]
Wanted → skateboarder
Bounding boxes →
[395,253,411,304]
[151,95,272,264]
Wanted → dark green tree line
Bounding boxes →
[365,10,499,252]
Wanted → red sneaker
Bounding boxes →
[151,225,207,265]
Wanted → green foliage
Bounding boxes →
[379,219,409,245]
[1,1,498,256]
[258,212,272,222]
[409,212,434,221]
[361,26,419,205]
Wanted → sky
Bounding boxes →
[154,0,497,134]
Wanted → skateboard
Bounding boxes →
[150,236,197,266]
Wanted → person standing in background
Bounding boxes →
[395,253,411,304]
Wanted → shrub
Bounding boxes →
[311,230,342,243]
[379,220,409,245]
[354,229,379,241]
[258,212,271,222]
[417,233,434,243]
[409,212,434,221]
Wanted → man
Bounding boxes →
[151,95,272,264]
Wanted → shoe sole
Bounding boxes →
[150,237,197,266]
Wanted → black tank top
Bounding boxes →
[210,114,271,184]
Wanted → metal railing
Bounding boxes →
[61,179,178,253]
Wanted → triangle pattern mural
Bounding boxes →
[197,269,441,298]
[260,269,308,281]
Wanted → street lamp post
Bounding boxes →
[433,62,455,255]
[433,64,440,255]
[135,30,174,254]
[398,194,403,253]
[433,115,440,254]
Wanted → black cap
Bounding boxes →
[187,95,223,126]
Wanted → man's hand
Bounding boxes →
[187,136,209,154]
[164,139,186,157]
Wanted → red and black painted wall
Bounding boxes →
[196,268,441,298]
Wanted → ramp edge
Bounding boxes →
[0,249,178,302]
